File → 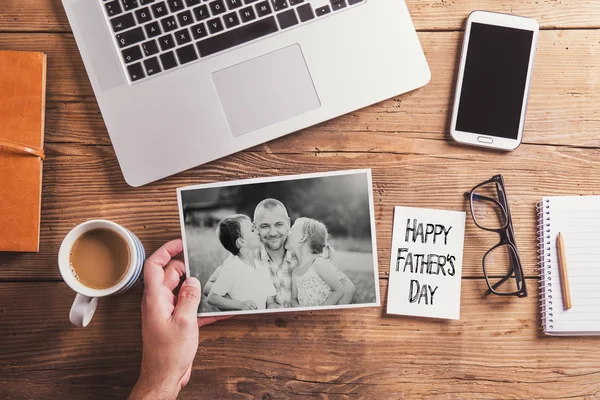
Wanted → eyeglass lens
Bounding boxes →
[484,244,523,294]
[471,182,508,230]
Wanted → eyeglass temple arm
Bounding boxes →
[486,267,514,294]
[495,184,511,215]
[509,247,527,296]
[486,253,526,294]
[493,182,525,287]
[509,247,522,276]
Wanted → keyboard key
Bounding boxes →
[271,0,287,11]
[239,6,256,22]
[161,16,178,32]
[151,1,169,18]
[185,0,202,6]
[315,5,330,16]
[144,21,162,37]
[190,22,208,39]
[255,1,272,17]
[226,0,243,9]
[105,0,123,16]
[209,0,227,15]
[289,0,302,5]
[207,17,224,33]
[223,12,240,28]
[160,51,178,70]
[135,7,153,23]
[176,44,199,64]
[348,0,363,4]
[116,27,145,47]
[127,62,145,81]
[142,39,160,55]
[144,57,162,75]
[167,0,185,12]
[330,0,346,10]
[296,3,313,21]
[122,45,144,63]
[244,0,259,4]
[175,11,192,27]
[196,16,278,57]
[192,5,210,20]
[158,34,176,50]
[110,13,136,32]
[276,9,297,29]
[140,0,156,4]
[175,28,192,44]
[122,0,140,11]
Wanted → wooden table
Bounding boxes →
[2,1,600,398]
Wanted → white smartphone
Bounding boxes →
[450,11,539,150]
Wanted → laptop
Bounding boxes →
[62,0,430,186]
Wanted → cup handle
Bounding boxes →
[69,294,99,327]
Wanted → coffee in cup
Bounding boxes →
[70,228,130,289]
[59,220,145,327]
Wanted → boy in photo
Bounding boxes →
[207,214,277,311]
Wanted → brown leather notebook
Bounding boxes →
[0,51,47,252]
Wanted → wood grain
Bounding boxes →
[0,30,598,147]
[2,140,600,280]
[1,280,599,400]
[2,2,600,399]
[2,0,600,33]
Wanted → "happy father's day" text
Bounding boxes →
[395,218,457,306]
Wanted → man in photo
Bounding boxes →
[204,199,356,309]
[206,214,277,311]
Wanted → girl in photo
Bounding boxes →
[285,217,345,307]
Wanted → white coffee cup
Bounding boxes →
[58,220,145,327]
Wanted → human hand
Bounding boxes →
[129,239,229,400]
[240,300,258,310]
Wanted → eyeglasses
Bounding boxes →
[464,175,528,297]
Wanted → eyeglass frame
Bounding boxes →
[464,174,528,298]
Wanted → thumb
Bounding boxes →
[173,277,201,324]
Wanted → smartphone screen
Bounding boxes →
[456,22,534,140]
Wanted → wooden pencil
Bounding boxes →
[556,233,572,310]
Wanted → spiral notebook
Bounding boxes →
[537,196,600,336]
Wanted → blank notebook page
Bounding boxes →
[538,196,600,336]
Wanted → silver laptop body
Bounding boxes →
[63,0,430,186]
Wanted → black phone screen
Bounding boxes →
[456,22,534,140]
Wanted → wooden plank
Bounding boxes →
[0,30,598,147]
[409,0,600,31]
[0,280,599,399]
[0,0,70,33]
[2,0,600,33]
[3,140,600,280]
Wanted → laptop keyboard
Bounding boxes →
[101,0,364,83]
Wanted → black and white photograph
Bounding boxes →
[177,169,380,316]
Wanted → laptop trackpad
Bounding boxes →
[212,44,321,137]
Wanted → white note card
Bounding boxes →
[387,206,466,320]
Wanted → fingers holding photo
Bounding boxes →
[163,259,187,291]
[144,239,184,289]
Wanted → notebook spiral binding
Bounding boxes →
[536,198,553,333]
